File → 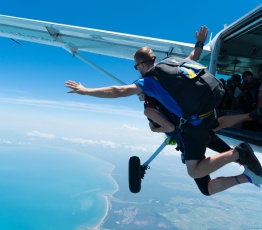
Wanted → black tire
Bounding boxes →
[129,156,141,193]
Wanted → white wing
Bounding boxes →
[0,14,211,63]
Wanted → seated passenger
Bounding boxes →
[230,73,252,112]
[216,78,229,112]
[253,64,262,131]
[240,71,258,111]
[257,64,262,109]
[224,78,234,110]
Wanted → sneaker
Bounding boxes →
[235,142,262,176]
[244,166,262,188]
[249,108,262,121]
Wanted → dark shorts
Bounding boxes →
[193,132,232,195]
[183,111,220,161]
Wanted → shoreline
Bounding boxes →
[94,165,119,230]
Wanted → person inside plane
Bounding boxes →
[218,78,234,112]
[257,64,262,109]
[254,64,262,130]
[216,78,228,113]
[230,74,246,111]
[65,26,262,196]
[240,71,258,111]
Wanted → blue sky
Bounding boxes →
[0,1,262,151]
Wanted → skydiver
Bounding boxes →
[65,26,262,195]
[139,92,262,194]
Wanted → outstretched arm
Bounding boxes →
[65,80,141,98]
[186,25,208,61]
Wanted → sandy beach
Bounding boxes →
[95,165,119,230]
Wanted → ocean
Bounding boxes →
[0,146,117,230]
[0,138,261,230]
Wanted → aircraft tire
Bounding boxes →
[129,156,141,193]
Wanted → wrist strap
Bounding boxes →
[195,41,204,49]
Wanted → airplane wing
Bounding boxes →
[0,14,211,63]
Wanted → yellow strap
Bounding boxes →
[198,110,213,119]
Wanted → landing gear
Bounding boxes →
[128,139,168,193]
[128,156,148,193]
[128,156,141,193]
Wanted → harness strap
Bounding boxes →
[198,110,213,119]
[144,95,213,124]
[178,109,213,133]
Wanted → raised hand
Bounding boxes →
[195,26,208,43]
[65,80,87,94]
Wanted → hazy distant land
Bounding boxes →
[98,143,262,230]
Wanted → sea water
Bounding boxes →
[0,146,117,230]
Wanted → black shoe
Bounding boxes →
[235,142,262,176]
[249,108,262,121]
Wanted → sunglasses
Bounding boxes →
[134,60,154,70]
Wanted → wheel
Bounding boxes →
[128,156,141,193]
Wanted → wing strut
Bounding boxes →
[46,29,167,160]
[64,44,127,86]
[45,26,127,85]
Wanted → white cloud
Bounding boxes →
[17,141,32,146]
[123,144,158,153]
[27,131,57,139]
[0,97,143,118]
[62,137,121,149]
[61,136,168,154]
[0,139,12,145]
[121,124,140,131]
[162,145,181,156]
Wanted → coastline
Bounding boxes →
[94,165,119,230]
[0,146,121,230]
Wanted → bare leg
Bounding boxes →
[208,174,248,195]
[186,150,238,178]
[214,114,251,132]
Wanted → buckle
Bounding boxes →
[179,117,188,129]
